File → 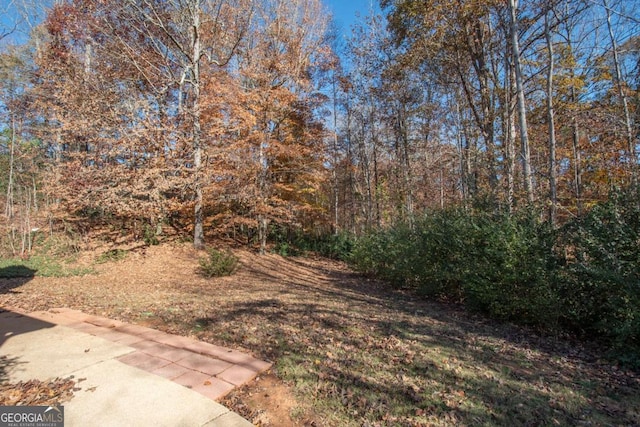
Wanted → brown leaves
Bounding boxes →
[0,377,76,406]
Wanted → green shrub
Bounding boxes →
[460,211,561,327]
[274,241,298,257]
[559,188,640,366]
[198,248,239,278]
[269,226,354,260]
[349,208,562,327]
[143,224,160,246]
[347,189,640,368]
[412,209,472,298]
[96,249,129,264]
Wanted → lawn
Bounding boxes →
[1,243,638,426]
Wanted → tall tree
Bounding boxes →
[231,0,332,252]
[603,0,636,181]
[33,0,255,248]
[508,0,533,204]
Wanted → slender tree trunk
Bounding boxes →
[397,106,414,226]
[191,4,205,250]
[546,11,558,224]
[332,76,340,234]
[455,100,467,204]
[357,119,373,229]
[372,135,380,227]
[506,77,517,211]
[346,103,356,234]
[509,0,534,204]
[5,115,16,219]
[603,0,636,181]
[455,91,472,204]
[502,43,517,212]
[571,89,583,215]
[258,121,269,255]
[369,103,381,227]
[563,12,583,214]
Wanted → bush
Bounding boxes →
[349,208,562,327]
[143,224,160,246]
[460,211,561,327]
[270,225,354,260]
[198,248,239,278]
[96,249,129,264]
[559,188,640,366]
[348,189,640,368]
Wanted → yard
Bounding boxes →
[1,243,638,426]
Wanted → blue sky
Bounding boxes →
[0,0,381,44]
[324,0,380,36]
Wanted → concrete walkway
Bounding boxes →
[0,307,272,426]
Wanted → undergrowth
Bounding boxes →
[198,248,238,278]
[349,187,640,369]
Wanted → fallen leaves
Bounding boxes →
[2,245,640,426]
[0,378,76,406]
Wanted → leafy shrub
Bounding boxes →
[460,211,561,327]
[143,224,160,246]
[316,232,354,260]
[349,189,640,368]
[274,241,297,257]
[198,248,238,278]
[350,208,562,327]
[269,225,354,260]
[96,249,129,264]
[559,188,640,366]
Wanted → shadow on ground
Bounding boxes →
[0,309,56,383]
[188,255,640,426]
[0,266,37,296]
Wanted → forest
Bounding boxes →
[1,0,639,367]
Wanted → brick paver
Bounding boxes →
[217,364,260,386]
[190,377,235,401]
[177,352,233,376]
[151,363,192,380]
[25,308,272,402]
[117,351,172,372]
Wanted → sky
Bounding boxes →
[0,0,383,46]
[323,0,380,37]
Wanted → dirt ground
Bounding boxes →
[1,243,639,426]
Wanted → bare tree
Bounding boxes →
[508,0,534,204]
[545,7,558,223]
[603,0,636,181]
[106,0,255,249]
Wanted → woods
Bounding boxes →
[1,0,639,362]
[1,0,333,252]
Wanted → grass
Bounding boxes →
[0,256,93,278]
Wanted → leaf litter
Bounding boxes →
[0,243,639,426]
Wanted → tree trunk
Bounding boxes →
[546,11,558,224]
[5,114,15,219]
[332,76,340,234]
[561,7,583,215]
[191,3,205,250]
[603,0,636,181]
[509,0,534,204]
[258,125,269,255]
